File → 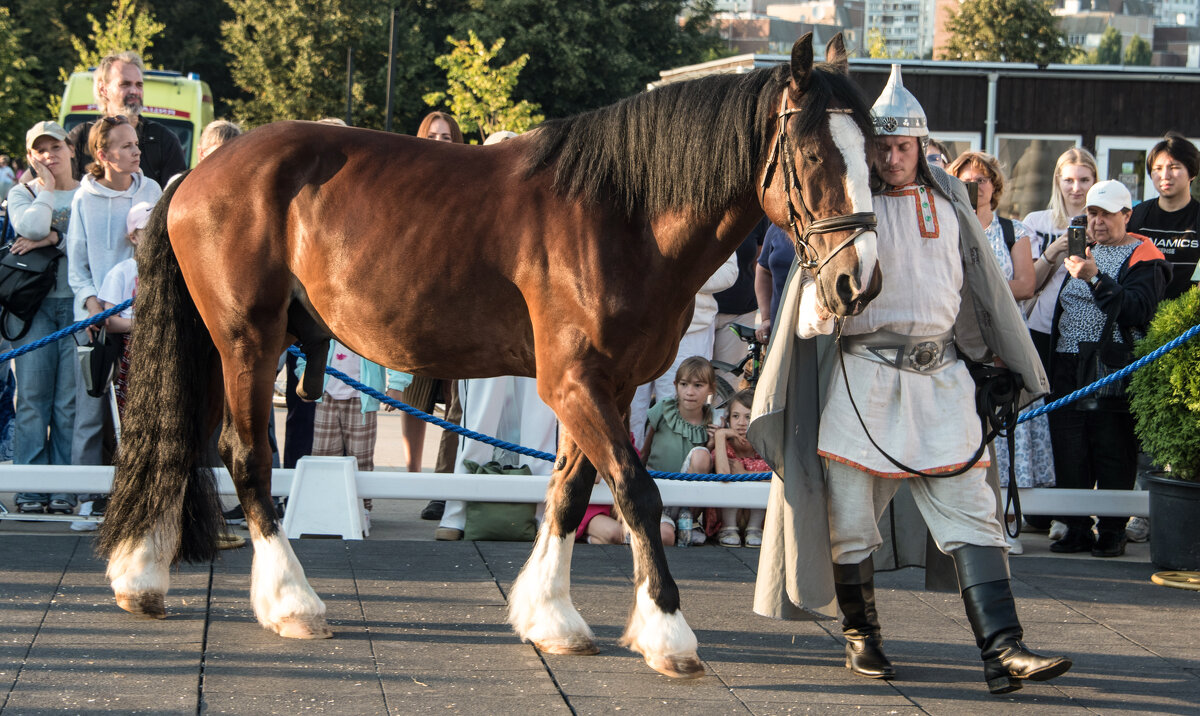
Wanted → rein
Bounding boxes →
[761,93,877,278]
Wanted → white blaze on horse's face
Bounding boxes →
[828,114,878,289]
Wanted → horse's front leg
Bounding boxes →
[219,352,331,640]
[550,378,703,678]
[508,432,599,655]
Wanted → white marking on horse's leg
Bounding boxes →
[829,113,878,287]
[249,527,331,639]
[107,519,179,619]
[619,579,703,679]
[508,527,597,655]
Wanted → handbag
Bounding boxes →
[462,459,538,542]
[0,186,61,341]
[1076,310,1134,408]
[0,244,61,341]
[75,327,124,398]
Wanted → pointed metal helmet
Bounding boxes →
[871,64,928,138]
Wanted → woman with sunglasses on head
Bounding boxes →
[65,115,162,520]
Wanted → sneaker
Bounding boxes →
[90,496,108,516]
[17,500,47,514]
[1005,532,1025,555]
[223,504,246,526]
[1048,520,1069,542]
[1126,516,1150,543]
[47,497,75,514]
[362,509,371,538]
[690,528,706,546]
[434,527,463,541]
[70,519,99,532]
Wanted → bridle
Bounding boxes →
[760,92,877,279]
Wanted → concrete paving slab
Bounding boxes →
[1,534,1197,714]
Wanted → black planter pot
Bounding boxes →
[1145,471,1200,571]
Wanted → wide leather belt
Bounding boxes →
[842,329,957,374]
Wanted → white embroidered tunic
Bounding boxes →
[798,184,987,477]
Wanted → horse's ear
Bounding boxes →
[825,33,849,74]
[790,33,814,94]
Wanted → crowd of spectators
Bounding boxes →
[1,49,1195,556]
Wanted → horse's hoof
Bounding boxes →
[115,591,166,619]
[644,653,706,679]
[274,616,333,640]
[533,636,600,656]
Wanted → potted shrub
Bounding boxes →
[1128,285,1200,570]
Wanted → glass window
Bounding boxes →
[995,134,1081,220]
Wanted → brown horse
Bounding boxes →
[97,33,881,679]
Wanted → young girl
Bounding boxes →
[709,389,767,548]
[643,356,717,545]
[98,201,152,415]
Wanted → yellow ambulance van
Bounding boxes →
[58,69,214,168]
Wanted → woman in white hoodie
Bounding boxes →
[65,115,161,504]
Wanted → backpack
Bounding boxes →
[0,186,62,341]
[998,216,1016,252]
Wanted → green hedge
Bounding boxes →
[1129,286,1200,480]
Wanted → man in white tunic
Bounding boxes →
[749,66,1070,695]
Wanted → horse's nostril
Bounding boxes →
[836,272,861,304]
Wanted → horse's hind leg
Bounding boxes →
[508,432,598,655]
[218,342,331,639]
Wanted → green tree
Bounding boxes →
[450,0,725,120]
[865,27,913,60]
[1095,26,1122,65]
[1123,33,1151,66]
[423,31,544,141]
[0,7,42,158]
[70,0,165,70]
[942,0,1076,64]
[221,0,386,127]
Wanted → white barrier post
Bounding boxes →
[280,456,365,540]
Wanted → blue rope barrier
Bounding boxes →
[1018,321,1200,423]
[0,298,133,363]
[287,346,773,482]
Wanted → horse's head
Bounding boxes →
[759,33,881,318]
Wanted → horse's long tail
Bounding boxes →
[97,171,224,563]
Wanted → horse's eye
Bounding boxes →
[804,152,821,164]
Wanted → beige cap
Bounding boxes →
[26,121,69,150]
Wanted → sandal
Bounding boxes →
[718,526,742,547]
[744,528,763,548]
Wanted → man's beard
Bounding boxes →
[114,96,142,121]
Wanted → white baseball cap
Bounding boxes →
[126,201,154,235]
[1085,180,1132,213]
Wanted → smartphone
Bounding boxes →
[965,180,979,210]
[1067,225,1087,259]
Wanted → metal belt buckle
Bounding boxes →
[907,341,943,372]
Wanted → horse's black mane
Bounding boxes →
[525,62,875,220]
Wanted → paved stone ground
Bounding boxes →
[1,535,1197,715]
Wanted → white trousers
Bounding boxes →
[629,326,715,452]
[827,459,1007,565]
[439,376,557,531]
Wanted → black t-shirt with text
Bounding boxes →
[1128,198,1200,300]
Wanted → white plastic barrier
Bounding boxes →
[0,458,1149,539]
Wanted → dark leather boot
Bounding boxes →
[954,546,1071,694]
[833,560,895,679]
